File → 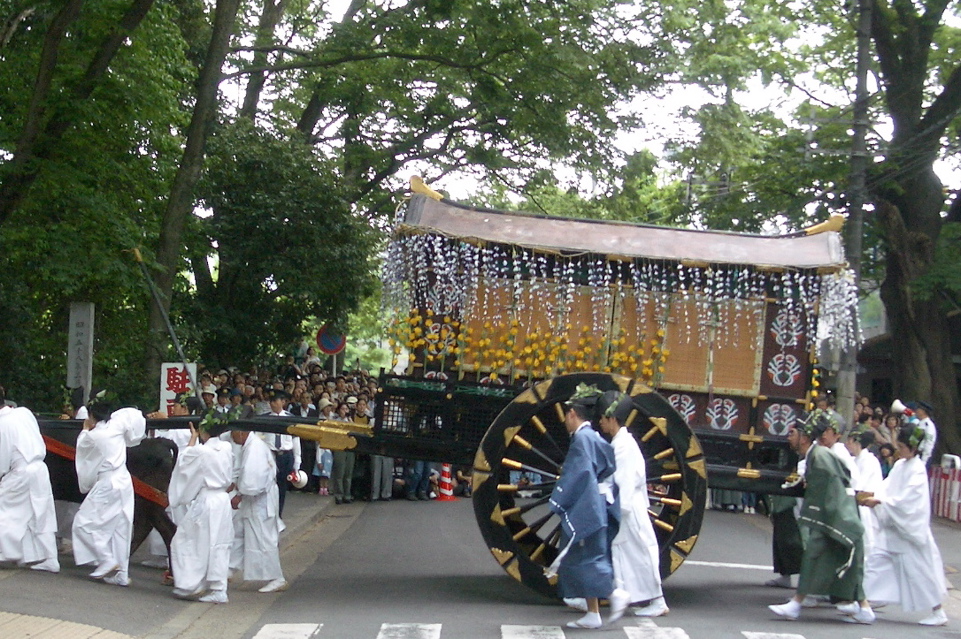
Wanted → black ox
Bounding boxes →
[39,423,179,571]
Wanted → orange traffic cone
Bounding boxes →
[436,463,457,501]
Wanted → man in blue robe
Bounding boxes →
[548,384,629,629]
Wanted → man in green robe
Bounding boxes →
[768,410,875,624]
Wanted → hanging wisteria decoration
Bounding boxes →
[381,222,861,356]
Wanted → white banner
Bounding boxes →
[159,362,197,413]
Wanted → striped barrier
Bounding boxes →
[929,459,961,522]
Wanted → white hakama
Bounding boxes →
[230,434,283,581]
[0,406,59,571]
[610,428,662,603]
[855,448,883,553]
[72,408,145,580]
[863,455,947,612]
[168,437,234,596]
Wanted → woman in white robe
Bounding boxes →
[72,403,145,586]
[597,391,668,617]
[229,429,287,593]
[168,423,234,603]
[0,404,59,572]
[860,424,948,626]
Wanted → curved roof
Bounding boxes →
[399,194,846,270]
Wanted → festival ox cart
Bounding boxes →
[264,180,858,598]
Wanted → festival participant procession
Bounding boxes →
[1,187,956,636]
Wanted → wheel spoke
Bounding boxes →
[512,510,554,542]
[502,457,560,480]
[648,472,682,483]
[500,495,551,518]
[529,414,566,458]
[511,434,563,470]
[529,524,562,562]
[648,510,675,532]
[497,480,556,493]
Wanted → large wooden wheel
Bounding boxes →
[471,372,707,599]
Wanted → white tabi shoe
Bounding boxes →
[103,572,129,587]
[198,590,229,604]
[563,598,588,612]
[768,600,801,620]
[566,612,602,629]
[608,588,630,624]
[258,578,288,593]
[836,601,860,615]
[29,559,60,573]
[919,608,948,626]
[89,563,120,580]
[841,606,875,625]
[634,598,669,617]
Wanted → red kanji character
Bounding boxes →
[165,366,191,394]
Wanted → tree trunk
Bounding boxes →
[239,0,289,120]
[145,0,242,388]
[877,198,961,455]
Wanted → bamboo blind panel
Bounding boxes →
[709,300,765,393]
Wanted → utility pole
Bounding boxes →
[835,0,872,429]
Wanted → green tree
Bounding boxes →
[181,121,377,368]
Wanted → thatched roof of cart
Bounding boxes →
[399,194,847,271]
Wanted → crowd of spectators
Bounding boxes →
[189,354,471,502]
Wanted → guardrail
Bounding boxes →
[930,454,961,522]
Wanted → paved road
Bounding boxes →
[2,493,960,639]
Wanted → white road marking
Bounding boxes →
[624,626,690,638]
[252,623,322,639]
[375,623,442,639]
[683,560,774,571]
[501,625,565,638]
[742,632,807,639]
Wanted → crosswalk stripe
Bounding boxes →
[375,623,442,639]
[624,626,690,638]
[742,632,807,639]
[684,560,774,571]
[252,623,322,639]
[501,625,564,639]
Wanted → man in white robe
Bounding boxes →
[0,399,60,572]
[229,428,287,593]
[596,391,668,617]
[143,392,197,571]
[860,425,948,626]
[168,422,234,603]
[846,430,883,554]
[72,404,145,586]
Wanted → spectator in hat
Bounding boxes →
[914,401,937,465]
[263,389,300,518]
[313,399,335,495]
[215,387,232,414]
[330,401,355,504]
[201,385,216,410]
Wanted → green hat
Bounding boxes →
[566,383,603,410]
